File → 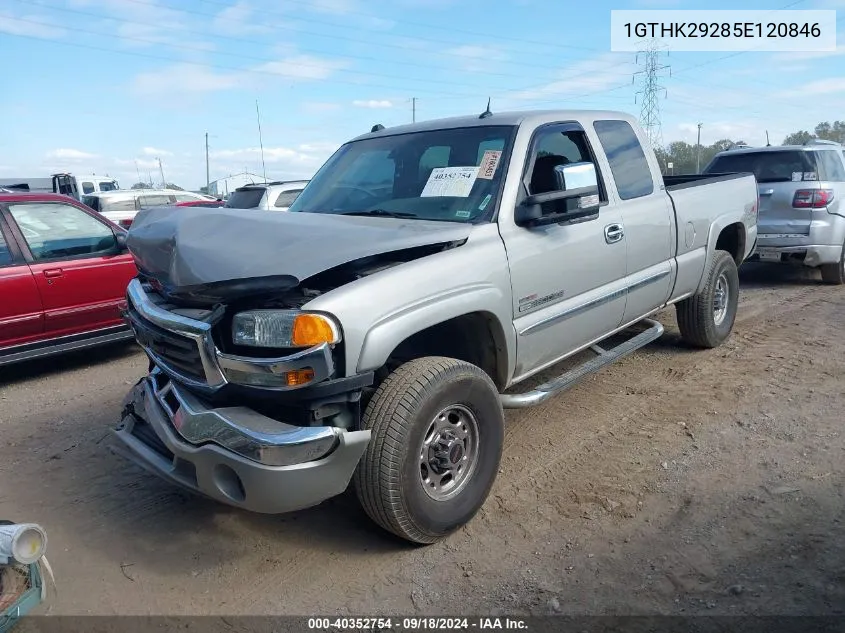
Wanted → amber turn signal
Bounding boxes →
[291,314,338,347]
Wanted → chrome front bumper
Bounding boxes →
[125,278,333,392]
[112,373,371,514]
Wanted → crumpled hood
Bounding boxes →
[126,205,472,295]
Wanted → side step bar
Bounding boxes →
[500,318,665,409]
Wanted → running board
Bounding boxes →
[500,318,664,409]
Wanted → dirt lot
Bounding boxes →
[1,262,844,617]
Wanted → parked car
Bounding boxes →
[174,199,225,208]
[0,192,137,367]
[113,109,758,544]
[704,139,845,283]
[223,180,309,211]
[81,189,212,228]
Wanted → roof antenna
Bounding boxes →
[765,130,771,147]
[479,97,492,119]
[371,124,385,132]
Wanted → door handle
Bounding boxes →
[760,189,774,196]
[604,224,624,244]
[43,269,63,279]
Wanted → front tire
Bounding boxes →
[354,357,504,544]
[676,250,740,349]
[820,241,845,285]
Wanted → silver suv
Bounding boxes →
[223,180,308,211]
[704,140,845,284]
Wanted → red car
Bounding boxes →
[0,192,138,366]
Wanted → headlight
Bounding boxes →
[232,310,341,348]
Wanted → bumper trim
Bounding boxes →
[112,380,371,514]
[148,369,339,466]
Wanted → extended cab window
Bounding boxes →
[288,125,515,223]
[593,120,654,200]
[8,203,116,261]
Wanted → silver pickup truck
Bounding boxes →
[113,109,759,544]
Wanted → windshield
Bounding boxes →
[287,125,515,222]
[706,151,817,183]
[99,181,118,192]
[225,188,266,208]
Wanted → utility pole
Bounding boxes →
[696,123,703,173]
[157,157,166,188]
[412,97,416,123]
[205,132,210,192]
[256,100,267,183]
[634,40,670,151]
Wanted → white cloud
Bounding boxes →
[0,10,66,39]
[142,147,172,157]
[253,55,349,81]
[785,77,845,96]
[503,53,635,103]
[212,1,272,36]
[209,143,336,180]
[46,149,98,160]
[130,63,242,97]
[352,99,393,108]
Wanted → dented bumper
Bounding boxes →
[111,372,370,514]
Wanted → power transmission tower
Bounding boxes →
[633,40,670,151]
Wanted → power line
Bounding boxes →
[12,0,634,85]
[634,40,669,150]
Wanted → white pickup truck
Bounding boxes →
[114,109,759,544]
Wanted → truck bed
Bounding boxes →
[663,172,754,191]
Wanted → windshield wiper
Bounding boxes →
[341,209,419,219]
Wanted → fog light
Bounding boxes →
[222,367,316,388]
[285,368,315,386]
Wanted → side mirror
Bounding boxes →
[554,162,598,191]
[115,232,128,251]
[515,161,602,228]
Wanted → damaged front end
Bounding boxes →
[112,275,375,513]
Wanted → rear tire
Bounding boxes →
[354,357,504,545]
[676,250,739,349]
[820,241,845,285]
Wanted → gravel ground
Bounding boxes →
[1,262,843,617]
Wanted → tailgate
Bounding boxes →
[758,180,817,236]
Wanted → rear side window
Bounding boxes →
[174,193,200,203]
[0,229,11,265]
[593,120,654,200]
[102,198,137,212]
[815,150,845,182]
[99,181,118,192]
[706,151,815,183]
[139,195,172,207]
[225,188,266,208]
[81,181,95,194]
[274,189,304,208]
[81,195,99,211]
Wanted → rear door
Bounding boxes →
[0,212,44,349]
[707,150,818,236]
[3,200,137,339]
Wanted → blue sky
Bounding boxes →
[0,0,842,189]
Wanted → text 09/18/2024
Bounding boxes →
[610,9,837,52]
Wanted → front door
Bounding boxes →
[5,200,136,339]
[500,122,628,381]
[592,119,674,323]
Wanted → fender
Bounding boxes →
[355,282,515,383]
[696,211,752,295]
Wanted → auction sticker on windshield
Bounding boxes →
[421,166,479,197]
[477,150,502,179]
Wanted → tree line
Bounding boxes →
[654,120,844,175]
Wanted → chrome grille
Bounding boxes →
[127,304,206,381]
